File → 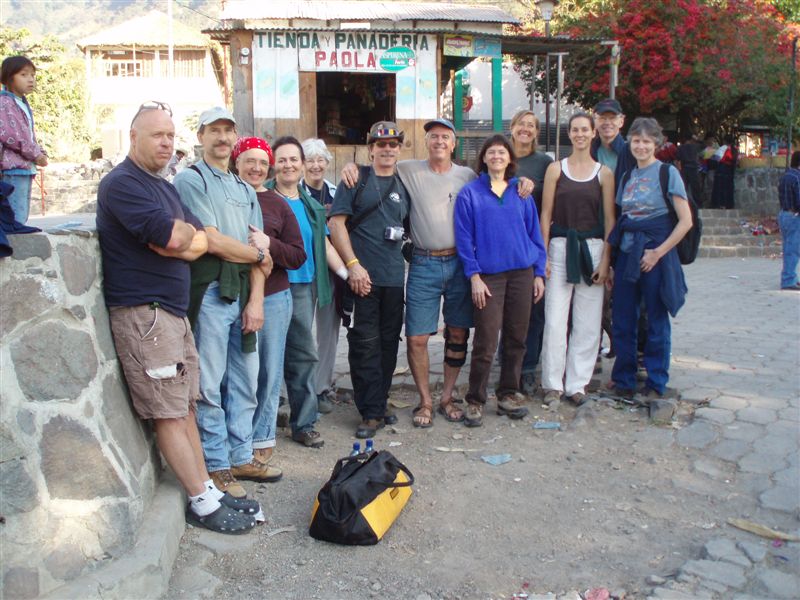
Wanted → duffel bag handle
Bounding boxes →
[330,452,415,488]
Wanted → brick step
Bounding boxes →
[701,234,781,247]
[703,225,749,235]
[697,245,780,258]
[698,208,743,218]
[700,217,745,228]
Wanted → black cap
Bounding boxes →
[593,98,623,115]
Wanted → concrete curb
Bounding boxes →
[42,474,185,600]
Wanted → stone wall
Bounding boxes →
[734,168,782,216]
[29,170,101,218]
[0,230,160,599]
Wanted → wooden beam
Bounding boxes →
[229,30,254,136]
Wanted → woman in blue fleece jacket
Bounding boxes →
[454,134,547,427]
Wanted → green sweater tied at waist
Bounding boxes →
[187,253,256,353]
[551,221,605,286]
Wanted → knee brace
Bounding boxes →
[443,327,469,367]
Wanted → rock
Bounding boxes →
[649,399,677,422]
[2,566,39,599]
[709,439,749,463]
[558,591,582,600]
[371,581,382,591]
[610,589,626,600]
[101,371,150,469]
[415,594,433,600]
[702,537,751,568]
[68,305,87,320]
[755,568,800,599]
[649,587,711,600]
[647,575,667,585]
[16,410,35,435]
[44,543,86,579]
[9,233,52,260]
[11,321,98,402]
[759,485,800,512]
[736,540,767,563]
[58,244,97,295]
[91,296,117,361]
[8,233,53,260]
[679,559,746,588]
[0,276,60,335]
[40,416,126,499]
[736,407,777,425]
[694,407,735,424]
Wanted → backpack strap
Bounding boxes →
[346,165,383,233]
[660,162,678,224]
[188,164,207,193]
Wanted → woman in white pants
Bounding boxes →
[540,113,615,406]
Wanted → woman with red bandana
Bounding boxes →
[232,137,306,472]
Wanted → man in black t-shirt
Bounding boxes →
[329,121,410,438]
[97,105,259,534]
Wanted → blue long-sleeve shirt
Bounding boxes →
[778,168,800,213]
[454,172,547,277]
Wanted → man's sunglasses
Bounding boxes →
[374,140,401,148]
[131,101,173,126]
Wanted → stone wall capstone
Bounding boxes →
[0,230,161,599]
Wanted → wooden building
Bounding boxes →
[206,0,518,169]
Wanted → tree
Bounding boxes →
[1,27,91,160]
[512,0,798,138]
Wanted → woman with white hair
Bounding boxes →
[301,138,340,414]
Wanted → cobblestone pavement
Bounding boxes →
[168,257,798,599]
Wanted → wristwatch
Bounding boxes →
[256,248,265,264]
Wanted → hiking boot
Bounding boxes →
[231,459,283,483]
[568,392,588,407]
[543,389,562,406]
[209,469,246,499]
[520,372,539,397]
[253,447,273,464]
[464,403,483,428]
[355,418,384,439]
[276,403,290,428]
[317,392,334,414]
[497,394,529,420]
[291,429,324,448]
[634,386,663,407]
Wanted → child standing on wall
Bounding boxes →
[0,55,48,223]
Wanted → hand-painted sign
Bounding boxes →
[255,30,432,73]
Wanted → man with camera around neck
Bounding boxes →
[328,121,410,438]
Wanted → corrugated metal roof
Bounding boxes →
[217,0,518,24]
[77,11,211,49]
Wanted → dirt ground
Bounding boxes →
[168,376,748,600]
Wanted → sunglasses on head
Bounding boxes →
[131,100,173,126]
[374,140,401,148]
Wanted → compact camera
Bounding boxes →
[384,226,405,242]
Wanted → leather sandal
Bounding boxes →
[412,404,434,428]
[437,398,465,422]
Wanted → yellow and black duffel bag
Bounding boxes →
[309,450,414,545]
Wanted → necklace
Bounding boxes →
[277,185,299,199]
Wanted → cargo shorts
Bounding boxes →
[109,304,200,420]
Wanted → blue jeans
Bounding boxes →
[193,283,259,471]
[405,253,473,336]
[253,289,292,449]
[611,251,671,395]
[285,283,319,435]
[779,210,800,288]
[3,173,33,223]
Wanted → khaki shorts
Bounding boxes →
[109,304,199,420]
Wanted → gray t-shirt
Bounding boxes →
[330,170,409,287]
[173,161,262,243]
[396,159,476,250]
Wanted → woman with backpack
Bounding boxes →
[608,117,692,408]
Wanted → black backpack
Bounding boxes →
[619,163,702,265]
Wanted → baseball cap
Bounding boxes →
[423,118,456,134]
[593,98,623,115]
[197,106,236,131]
[367,121,404,143]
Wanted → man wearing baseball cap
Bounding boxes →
[173,107,278,498]
[329,121,410,438]
[590,98,635,191]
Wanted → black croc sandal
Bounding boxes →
[220,492,260,515]
[186,504,255,535]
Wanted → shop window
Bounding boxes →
[316,72,395,146]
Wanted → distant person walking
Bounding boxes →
[0,56,48,223]
[710,136,738,209]
[778,151,800,291]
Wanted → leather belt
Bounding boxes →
[414,247,457,257]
